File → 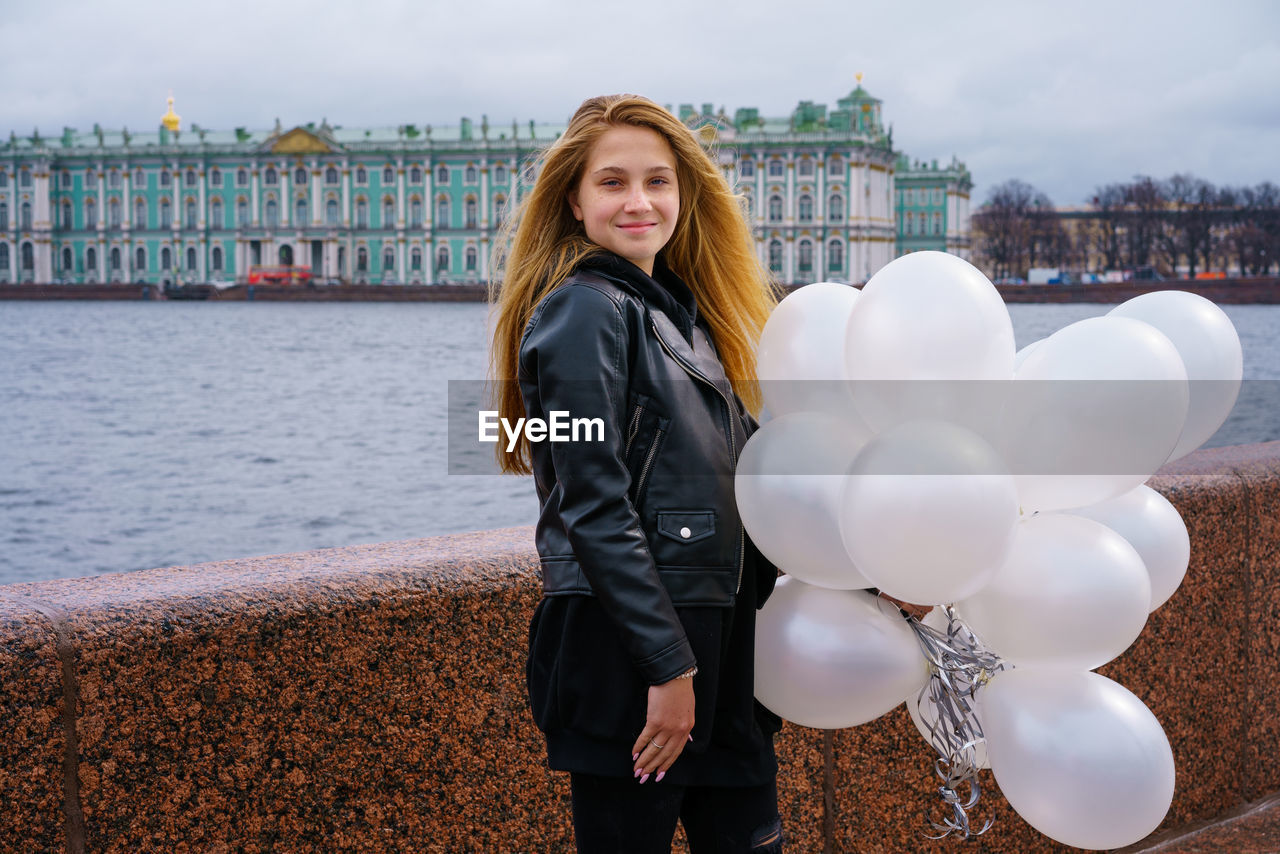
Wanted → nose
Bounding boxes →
[623,186,653,214]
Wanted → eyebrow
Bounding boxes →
[589,165,676,177]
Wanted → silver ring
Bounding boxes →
[651,739,665,749]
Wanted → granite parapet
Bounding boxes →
[0,445,1277,852]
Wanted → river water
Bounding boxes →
[2,300,1277,584]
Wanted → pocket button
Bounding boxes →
[680,526,692,539]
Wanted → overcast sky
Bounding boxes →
[3,0,1276,206]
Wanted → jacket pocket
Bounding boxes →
[656,510,717,544]
[651,508,727,570]
[624,393,670,508]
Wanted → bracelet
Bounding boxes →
[675,666,698,680]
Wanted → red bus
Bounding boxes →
[247,265,312,285]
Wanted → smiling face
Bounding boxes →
[568,124,679,276]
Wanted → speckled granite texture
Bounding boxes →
[0,443,1277,852]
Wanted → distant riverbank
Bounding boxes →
[2,277,1278,304]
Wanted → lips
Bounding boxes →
[618,222,658,233]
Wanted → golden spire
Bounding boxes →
[856,72,864,86]
[161,93,181,132]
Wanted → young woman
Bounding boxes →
[490,94,784,853]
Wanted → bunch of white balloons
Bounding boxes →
[744,251,1243,850]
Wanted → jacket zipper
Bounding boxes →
[633,427,664,502]
[624,402,645,457]
[651,318,746,595]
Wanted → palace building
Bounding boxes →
[0,83,970,287]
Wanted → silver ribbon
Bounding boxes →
[904,605,1010,840]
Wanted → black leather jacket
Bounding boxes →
[518,254,775,686]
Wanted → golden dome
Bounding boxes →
[161,95,181,132]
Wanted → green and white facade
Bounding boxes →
[0,85,971,287]
[894,153,973,257]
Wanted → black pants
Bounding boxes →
[569,772,784,854]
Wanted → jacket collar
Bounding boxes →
[578,252,698,345]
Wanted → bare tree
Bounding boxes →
[972,179,1056,279]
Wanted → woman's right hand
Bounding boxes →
[630,676,695,784]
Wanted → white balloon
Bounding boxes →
[980,669,1175,850]
[1013,338,1044,371]
[754,577,928,729]
[844,251,1015,432]
[757,281,865,424]
[1003,316,1189,512]
[840,420,1019,605]
[906,609,991,769]
[958,514,1151,670]
[1109,291,1243,461]
[1069,485,1191,611]
[736,412,874,589]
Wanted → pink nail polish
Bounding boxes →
[634,767,643,778]
[655,771,665,783]
[633,753,639,762]
[639,773,650,785]
[687,734,693,742]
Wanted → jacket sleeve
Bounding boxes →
[520,285,696,685]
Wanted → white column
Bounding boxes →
[817,157,826,222]
[197,167,206,230]
[312,161,322,226]
[397,158,406,225]
[480,237,489,282]
[785,155,794,226]
[280,163,290,228]
[251,163,260,225]
[342,160,351,227]
[479,161,489,229]
[398,238,406,281]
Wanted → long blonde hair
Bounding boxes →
[489,94,777,474]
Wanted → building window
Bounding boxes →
[828,193,844,223]
[264,167,278,186]
[436,244,449,272]
[797,194,813,223]
[383,198,395,228]
[295,167,307,186]
[108,198,121,228]
[111,247,121,271]
[185,198,197,229]
[493,194,506,223]
[325,166,339,185]
[465,197,477,229]
[494,164,507,184]
[86,199,97,228]
[265,199,278,228]
[159,170,170,188]
[211,199,223,227]
[0,203,7,230]
[356,198,368,229]
[383,247,394,271]
[411,247,422,271]
[768,239,782,273]
[86,246,97,271]
[20,202,32,230]
[465,245,477,272]
[828,238,843,271]
[768,159,784,178]
[66,170,75,188]
[62,247,73,271]
[237,168,248,187]
[21,170,33,188]
[382,166,394,185]
[437,196,450,228]
[184,169,195,187]
[212,246,223,271]
[0,243,8,269]
[410,198,423,228]
[210,168,222,186]
[465,164,477,184]
[798,240,813,273]
[186,247,197,271]
[337,246,346,276]
[109,170,122,189]
[21,242,34,271]
[0,172,8,189]
[296,197,308,224]
[135,246,145,271]
[410,166,422,184]
[767,195,782,223]
[934,212,943,234]
[436,165,449,184]
[357,246,368,272]
[828,156,842,177]
[86,167,97,186]
[134,198,146,228]
[160,199,171,229]
[905,215,913,236]
[326,198,339,226]
[237,198,249,227]
[739,159,755,178]
[161,247,171,270]
[798,158,814,177]
[356,166,367,185]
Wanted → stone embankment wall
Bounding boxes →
[1,443,1277,853]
